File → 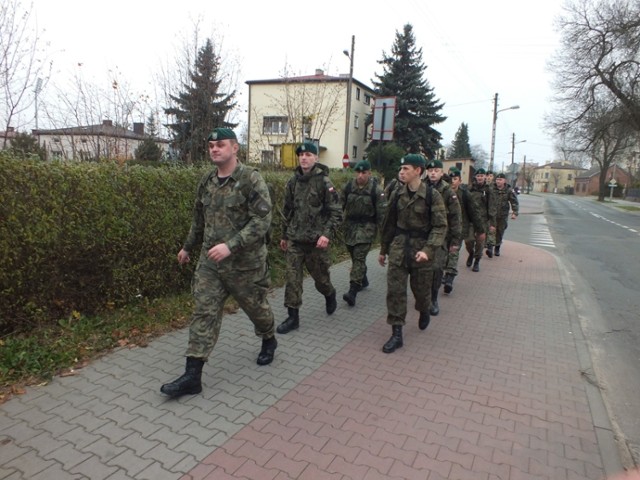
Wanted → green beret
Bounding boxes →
[496,173,507,179]
[400,154,426,168]
[295,141,318,155]
[207,128,237,141]
[426,159,443,169]
[475,168,487,175]
[486,170,494,175]
[354,160,371,171]
[449,168,461,178]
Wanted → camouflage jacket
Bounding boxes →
[183,163,272,270]
[379,182,448,263]
[494,185,519,218]
[428,179,462,248]
[341,177,386,245]
[455,185,486,237]
[469,180,497,229]
[282,163,342,243]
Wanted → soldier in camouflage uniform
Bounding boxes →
[425,160,462,315]
[442,168,486,294]
[464,168,496,272]
[484,170,499,257]
[341,159,386,306]
[492,173,519,256]
[160,128,277,398]
[277,141,343,334]
[378,154,447,354]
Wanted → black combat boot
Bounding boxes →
[418,311,431,330]
[256,336,278,365]
[430,287,440,316]
[443,274,454,294]
[486,245,494,258]
[466,254,473,267]
[160,357,204,397]
[382,325,403,353]
[277,307,299,334]
[472,259,480,272]
[342,283,359,307]
[361,275,369,289]
[325,291,337,315]
[495,245,501,256]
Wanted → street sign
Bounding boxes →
[371,97,396,141]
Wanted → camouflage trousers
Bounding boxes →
[464,225,485,260]
[347,242,371,287]
[284,241,335,308]
[386,258,434,326]
[186,254,275,359]
[444,247,460,277]
[487,217,508,246]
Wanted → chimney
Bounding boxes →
[315,69,324,76]
[133,122,144,135]
[102,119,113,127]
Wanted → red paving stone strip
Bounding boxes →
[184,242,610,479]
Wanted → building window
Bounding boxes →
[354,114,360,129]
[545,172,549,179]
[303,116,312,138]
[356,88,361,101]
[81,138,88,144]
[352,146,358,160]
[53,137,61,143]
[263,116,288,135]
[51,150,62,159]
[261,150,275,164]
[567,173,572,181]
[456,162,463,170]
[364,94,371,105]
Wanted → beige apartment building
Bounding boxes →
[246,69,375,169]
[531,161,587,193]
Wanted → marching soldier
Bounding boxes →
[492,173,519,256]
[464,168,496,272]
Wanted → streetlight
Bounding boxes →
[343,35,355,168]
[510,133,526,186]
[489,93,519,172]
[34,77,43,130]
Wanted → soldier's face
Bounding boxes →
[208,139,237,165]
[496,178,507,188]
[399,165,420,184]
[487,174,494,183]
[298,152,317,173]
[475,174,486,184]
[356,170,371,186]
[450,176,461,188]
[427,168,443,183]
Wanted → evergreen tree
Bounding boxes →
[449,122,472,158]
[164,39,237,163]
[371,24,446,160]
[135,113,163,162]
[9,132,46,160]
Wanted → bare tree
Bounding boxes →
[548,0,640,135]
[0,0,51,147]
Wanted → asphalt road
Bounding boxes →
[509,193,640,467]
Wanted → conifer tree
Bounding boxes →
[371,24,446,160]
[164,39,236,163]
[449,122,472,158]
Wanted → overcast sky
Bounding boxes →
[30,0,565,168]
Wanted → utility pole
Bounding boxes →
[342,35,355,168]
[489,93,498,172]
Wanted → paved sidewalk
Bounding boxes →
[0,204,625,478]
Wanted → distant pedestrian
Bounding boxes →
[491,173,519,256]
[425,160,462,315]
[378,154,447,353]
[277,141,342,334]
[161,128,277,398]
[442,168,486,293]
[464,168,496,272]
[341,160,386,306]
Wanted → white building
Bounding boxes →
[246,69,375,169]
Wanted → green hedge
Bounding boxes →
[0,154,354,334]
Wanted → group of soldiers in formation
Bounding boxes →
[161,130,519,398]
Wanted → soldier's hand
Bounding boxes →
[279,239,289,251]
[511,213,517,220]
[449,245,460,253]
[177,249,191,265]
[415,251,428,263]
[476,233,486,242]
[489,226,496,233]
[316,236,330,249]
[207,243,231,263]
[378,254,387,267]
